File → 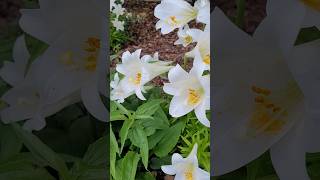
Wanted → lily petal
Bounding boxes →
[169,95,193,117]
[81,81,108,122]
[161,165,176,175]
[270,119,309,180]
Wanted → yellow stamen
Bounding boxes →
[251,86,271,96]
[203,54,210,65]
[169,16,178,26]
[130,72,142,85]
[184,35,193,44]
[86,37,100,49]
[187,89,201,105]
[185,170,193,180]
[85,55,97,72]
[301,0,320,11]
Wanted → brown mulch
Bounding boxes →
[123,1,195,65]
[215,0,267,34]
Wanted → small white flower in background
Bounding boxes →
[163,64,210,127]
[110,0,116,10]
[116,49,173,101]
[112,4,125,17]
[161,143,210,180]
[175,25,203,47]
[112,18,125,31]
[110,73,133,103]
[154,0,210,34]
[187,25,210,71]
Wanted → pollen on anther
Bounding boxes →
[254,96,265,103]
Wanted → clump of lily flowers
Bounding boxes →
[110,0,211,179]
[110,0,129,31]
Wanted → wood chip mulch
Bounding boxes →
[123,1,196,65]
[215,0,267,34]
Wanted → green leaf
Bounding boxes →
[153,108,170,126]
[295,27,320,45]
[148,130,167,150]
[24,34,48,71]
[0,124,22,162]
[111,111,128,121]
[116,152,140,180]
[129,124,149,170]
[154,120,186,157]
[77,167,108,180]
[246,158,261,180]
[136,172,156,180]
[83,136,107,166]
[115,102,131,117]
[11,123,70,179]
[119,118,134,153]
[134,99,162,117]
[110,125,119,179]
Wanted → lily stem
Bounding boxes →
[235,0,246,29]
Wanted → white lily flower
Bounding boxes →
[174,25,203,47]
[19,0,108,122]
[0,36,79,131]
[154,0,198,34]
[187,25,210,72]
[116,49,173,101]
[161,143,210,180]
[112,18,125,31]
[110,0,116,10]
[112,4,125,17]
[163,64,210,127]
[212,8,320,179]
[110,73,133,103]
[194,0,210,24]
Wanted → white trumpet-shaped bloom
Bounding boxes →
[161,144,210,180]
[116,49,173,101]
[175,25,203,47]
[212,7,320,180]
[163,64,210,127]
[110,73,133,103]
[187,26,210,72]
[19,0,108,122]
[112,4,125,17]
[154,0,209,34]
[112,18,125,31]
[0,36,79,131]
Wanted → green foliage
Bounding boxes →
[179,115,210,171]
[110,10,131,54]
[110,87,210,179]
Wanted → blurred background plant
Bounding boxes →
[213,0,320,179]
[0,0,107,179]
